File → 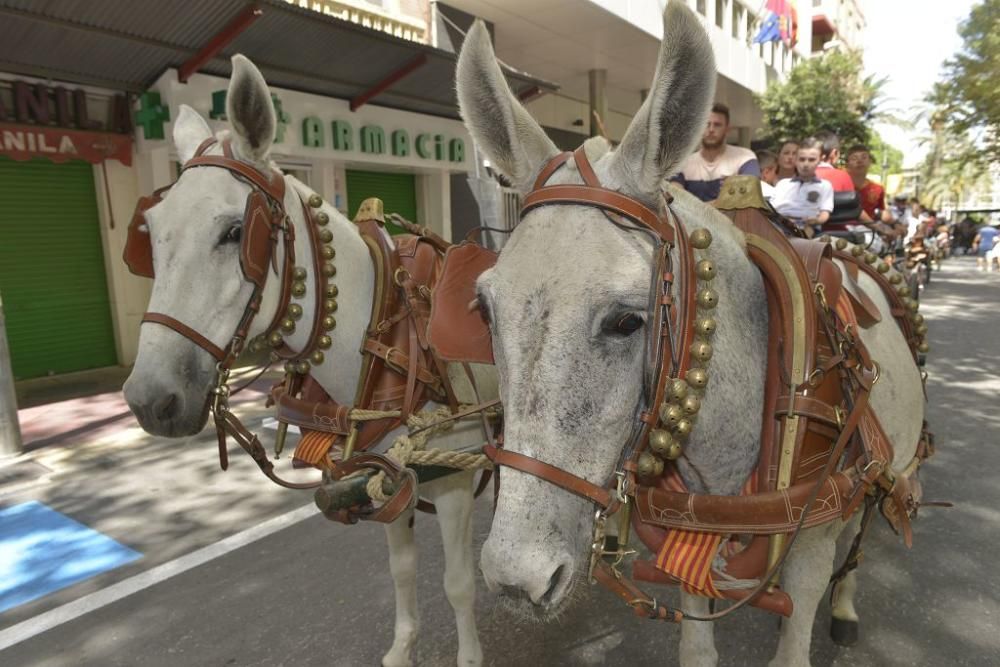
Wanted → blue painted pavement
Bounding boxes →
[0,501,141,613]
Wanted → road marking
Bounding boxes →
[0,503,319,652]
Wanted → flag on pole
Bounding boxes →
[753,0,797,46]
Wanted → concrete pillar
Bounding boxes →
[588,69,607,138]
[0,290,22,457]
[416,170,452,242]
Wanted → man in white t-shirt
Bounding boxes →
[670,103,760,202]
[771,138,833,237]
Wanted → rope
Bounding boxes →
[362,405,496,502]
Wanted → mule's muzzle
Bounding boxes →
[481,536,576,616]
[123,374,211,438]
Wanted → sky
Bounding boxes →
[862,0,979,167]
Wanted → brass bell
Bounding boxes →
[636,452,664,478]
[664,440,683,460]
[674,418,693,437]
[280,318,296,333]
[248,337,264,353]
[864,251,877,265]
[317,335,332,350]
[291,281,307,298]
[681,395,701,415]
[695,260,717,281]
[324,299,338,313]
[695,317,717,336]
[268,331,283,347]
[310,350,325,365]
[850,245,865,257]
[648,429,674,457]
[284,362,297,374]
[889,273,903,285]
[319,228,333,243]
[897,285,911,297]
[913,313,924,325]
[322,315,337,331]
[690,228,713,250]
[819,235,832,244]
[876,261,890,274]
[322,263,337,277]
[907,299,919,313]
[915,323,928,336]
[660,403,684,426]
[316,211,329,225]
[325,284,339,298]
[686,368,708,389]
[288,303,303,320]
[292,266,308,281]
[917,341,930,353]
[296,360,311,374]
[835,238,848,251]
[321,245,336,260]
[308,194,323,208]
[691,341,713,362]
[668,378,689,402]
[697,288,718,310]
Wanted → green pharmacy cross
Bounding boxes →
[134,92,171,140]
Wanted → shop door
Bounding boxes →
[345,170,417,235]
[0,157,116,379]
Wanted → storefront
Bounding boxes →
[0,76,134,380]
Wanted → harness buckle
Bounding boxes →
[393,267,411,287]
[815,283,830,312]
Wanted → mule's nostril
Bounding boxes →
[540,564,566,606]
[152,393,179,422]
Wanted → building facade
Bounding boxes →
[810,0,866,53]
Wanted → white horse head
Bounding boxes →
[457,2,770,615]
[123,56,374,438]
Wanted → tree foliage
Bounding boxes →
[755,50,890,149]
[928,0,1000,167]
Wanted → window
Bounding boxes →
[715,0,724,28]
[697,0,706,15]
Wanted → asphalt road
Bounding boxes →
[2,255,998,666]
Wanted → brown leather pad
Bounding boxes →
[428,242,496,364]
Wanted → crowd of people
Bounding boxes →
[669,102,1000,275]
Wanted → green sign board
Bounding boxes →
[300,116,464,163]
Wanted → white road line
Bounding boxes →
[0,503,319,652]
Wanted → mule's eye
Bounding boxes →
[607,313,644,336]
[477,296,493,327]
[220,224,242,245]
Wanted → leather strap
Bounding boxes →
[522,185,675,245]
[142,312,226,361]
[482,444,613,508]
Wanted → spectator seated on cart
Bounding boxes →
[771,138,834,237]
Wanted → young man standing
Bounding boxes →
[771,137,834,237]
[671,103,760,202]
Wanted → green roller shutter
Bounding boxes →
[0,157,116,379]
[345,169,418,235]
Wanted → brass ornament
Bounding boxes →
[691,341,713,362]
[291,281,307,298]
[292,266,308,282]
[686,368,709,389]
[913,313,924,325]
[288,303,303,320]
[695,317,717,336]
[906,299,919,313]
[324,299,338,313]
[690,228,713,250]
[665,440,684,460]
[850,245,865,257]
[660,403,684,427]
[317,335,332,350]
[877,261,890,274]
[316,211,329,225]
[674,418,693,437]
[321,263,337,277]
[321,245,336,260]
[296,360,311,374]
[889,273,903,285]
[268,331,283,347]
[697,288,719,310]
[864,251,877,264]
[308,194,323,208]
[322,315,337,331]
[636,452,664,478]
[325,284,339,298]
[648,429,674,457]
[917,341,930,353]
[310,350,325,365]
[897,285,911,297]
[284,362,296,374]
[318,228,333,243]
[820,235,832,244]
[695,260,717,281]
[682,395,701,415]
[915,323,928,336]
[280,318,296,334]
[835,238,848,251]
[668,378,689,402]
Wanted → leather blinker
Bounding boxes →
[240,190,276,289]
[123,195,158,278]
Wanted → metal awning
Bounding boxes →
[0,0,557,119]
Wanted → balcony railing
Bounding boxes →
[283,0,428,43]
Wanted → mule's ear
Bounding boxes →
[173,105,213,165]
[226,54,275,164]
[608,1,715,200]
[456,20,559,192]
